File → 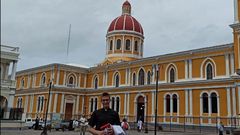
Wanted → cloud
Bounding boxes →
[1,0,233,71]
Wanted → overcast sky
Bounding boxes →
[2,0,233,71]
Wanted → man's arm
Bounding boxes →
[87,127,104,135]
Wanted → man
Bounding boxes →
[218,122,224,135]
[79,115,88,135]
[88,92,121,135]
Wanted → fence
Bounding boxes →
[123,115,240,133]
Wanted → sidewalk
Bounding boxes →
[1,129,219,135]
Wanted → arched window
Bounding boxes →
[37,96,41,112]
[211,93,218,113]
[69,76,74,85]
[206,63,213,80]
[202,93,209,113]
[21,78,24,88]
[138,69,145,85]
[90,98,94,112]
[170,68,175,83]
[166,95,170,113]
[94,98,98,111]
[132,73,136,86]
[116,39,121,50]
[67,75,75,87]
[114,73,119,87]
[134,41,138,51]
[172,94,178,113]
[125,39,131,50]
[147,71,151,85]
[41,73,46,86]
[94,77,98,89]
[40,96,44,111]
[109,40,113,50]
[111,97,115,110]
[116,97,120,112]
[17,97,22,108]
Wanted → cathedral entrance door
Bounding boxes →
[137,96,144,122]
[65,103,73,120]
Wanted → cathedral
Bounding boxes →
[14,1,240,127]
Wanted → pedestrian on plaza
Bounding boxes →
[35,117,39,130]
[121,118,130,135]
[218,122,224,135]
[79,115,88,135]
[137,118,143,132]
[88,92,121,135]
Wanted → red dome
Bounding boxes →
[123,1,131,6]
[107,14,144,35]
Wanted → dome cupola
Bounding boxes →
[102,1,144,65]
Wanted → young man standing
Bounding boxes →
[88,92,121,135]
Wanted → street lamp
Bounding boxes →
[153,64,159,135]
[144,95,148,133]
[41,80,53,135]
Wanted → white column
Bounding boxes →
[227,87,231,117]
[30,95,34,114]
[63,71,66,86]
[128,69,131,85]
[208,96,212,124]
[48,93,52,113]
[170,95,173,116]
[185,60,188,79]
[82,96,85,114]
[152,91,155,116]
[103,72,105,87]
[189,89,192,116]
[122,35,125,53]
[53,93,58,113]
[56,67,60,85]
[131,37,134,53]
[230,53,235,75]
[163,96,166,123]
[232,87,236,116]
[125,69,128,85]
[105,72,108,87]
[225,54,230,77]
[76,95,79,114]
[238,86,240,114]
[106,39,109,55]
[84,74,87,88]
[11,61,17,80]
[113,36,115,53]
[60,94,65,114]
[79,74,81,88]
[124,93,127,115]
[24,95,29,113]
[234,0,239,23]
[189,60,192,80]
[4,64,9,80]
[185,89,189,116]
[127,93,130,115]
[177,97,180,123]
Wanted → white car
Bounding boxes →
[25,118,35,129]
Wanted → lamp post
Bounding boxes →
[144,95,148,133]
[41,80,53,135]
[153,64,159,135]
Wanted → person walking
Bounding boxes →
[121,118,130,135]
[137,119,143,132]
[218,122,224,135]
[79,115,88,135]
[88,92,121,135]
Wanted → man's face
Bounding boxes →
[101,96,110,109]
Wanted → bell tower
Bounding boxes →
[230,0,240,75]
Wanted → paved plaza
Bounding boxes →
[1,129,220,135]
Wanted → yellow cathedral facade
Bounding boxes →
[14,1,240,127]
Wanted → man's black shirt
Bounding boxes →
[88,108,121,130]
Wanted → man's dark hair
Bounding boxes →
[102,92,110,97]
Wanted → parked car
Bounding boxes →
[25,118,35,129]
[53,120,69,130]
